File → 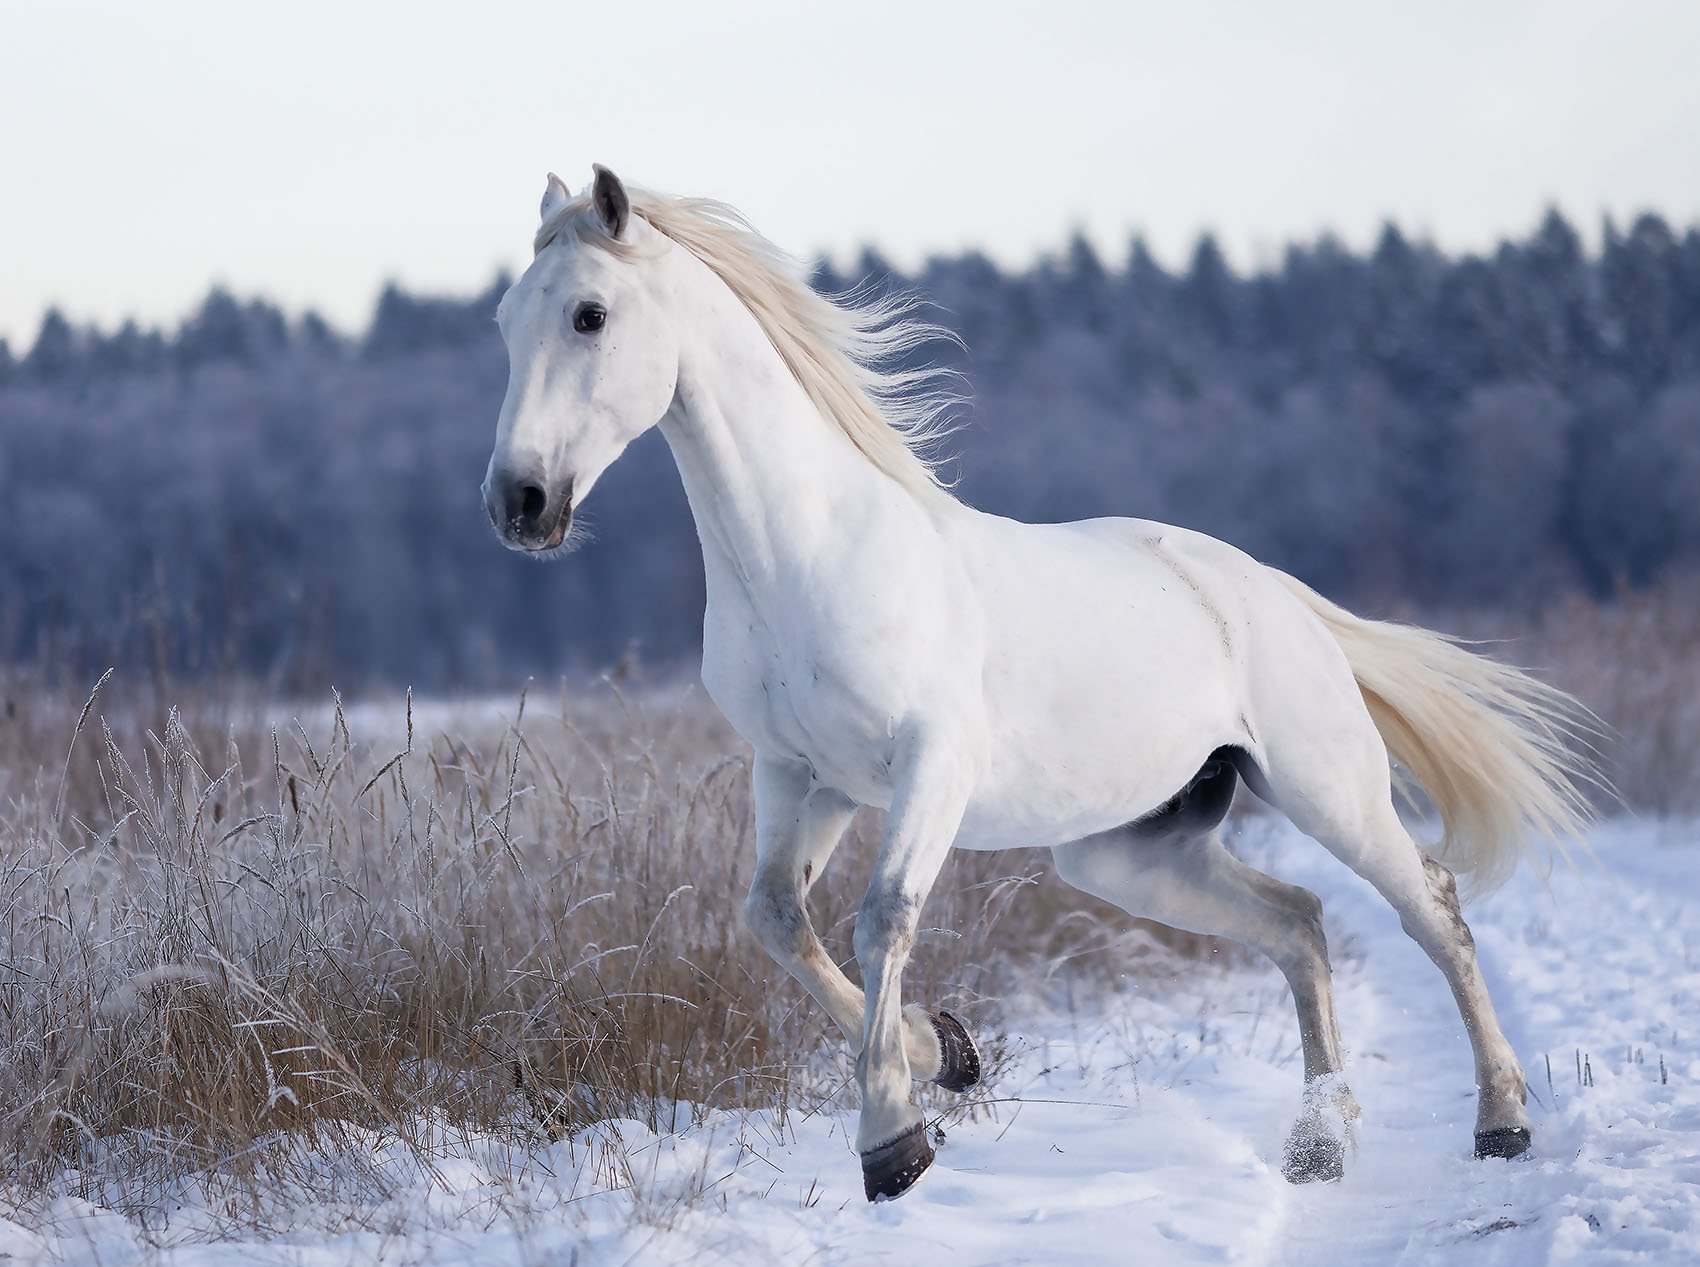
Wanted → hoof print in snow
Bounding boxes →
[930,1008,982,1093]
[1474,1126,1532,1160]
[863,1122,934,1201]
[1281,1132,1345,1183]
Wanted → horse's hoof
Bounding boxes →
[1281,1131,1344,1183]
[862,1122,935,1201]
[1474,1126,1532,1160]
[929,1009,982,1093]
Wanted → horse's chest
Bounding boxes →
[701,601,904,803]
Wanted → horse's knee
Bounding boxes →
[742,876,808,958]
[853,885,922,967]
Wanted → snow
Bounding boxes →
[7,819,1697,1266]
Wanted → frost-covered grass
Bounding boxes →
[7,814,1697,1266]
[1,583,1696,1260]
[0,673,1207,1238]
[1393,577,1700,815]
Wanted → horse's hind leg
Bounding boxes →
[1336,807,1530,1157]
[1051,762,1357,1182]
[740,755,979,1092]
[1261,736,1533,1158]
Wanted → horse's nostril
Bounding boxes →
[519,484,547,524]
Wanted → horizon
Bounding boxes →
[4,0,1698,347]
[3,198,1688,355]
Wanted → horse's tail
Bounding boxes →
[1270,570,1601,894]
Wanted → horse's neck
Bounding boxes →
[658,265,915,603]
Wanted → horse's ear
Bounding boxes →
[540,172,572,226]
[591,164,630,238]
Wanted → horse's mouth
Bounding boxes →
[489,502,575,557]
[508,507,574,556]
[533,507,574,552]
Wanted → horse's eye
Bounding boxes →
[573,303,607,334]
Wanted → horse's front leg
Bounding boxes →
[854,729,977,1201]
[742,756,980,1088]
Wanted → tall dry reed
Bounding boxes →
[4,577,1687,1227]
[0,672,1195,1224]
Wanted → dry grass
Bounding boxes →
[0,670,1198,1229]
[2,578,1693,1233]
[1516,580,1700,815]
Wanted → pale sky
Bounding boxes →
[3,0,1698,348]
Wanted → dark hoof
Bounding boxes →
[862,1121,934,1201]
[1282,1131,1344,1183]
[1475,1126,1532,1160]
[929,1009,982,1093]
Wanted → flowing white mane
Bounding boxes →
[535,189,961,503]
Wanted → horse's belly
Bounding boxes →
[954,702,1240,851]
[950,519,1252,850]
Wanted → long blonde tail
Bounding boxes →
[1271,571,1602,894]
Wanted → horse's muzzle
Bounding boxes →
[484,469,574,553]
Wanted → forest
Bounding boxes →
[3,208,1698,689]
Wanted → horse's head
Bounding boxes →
[483,165,679,555]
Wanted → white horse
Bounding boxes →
[482,166,1596,1201]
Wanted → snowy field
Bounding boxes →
[5,818,1695,1266]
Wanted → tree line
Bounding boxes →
[2,208,1697,689]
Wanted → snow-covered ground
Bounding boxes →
[6,820,1696,1266]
